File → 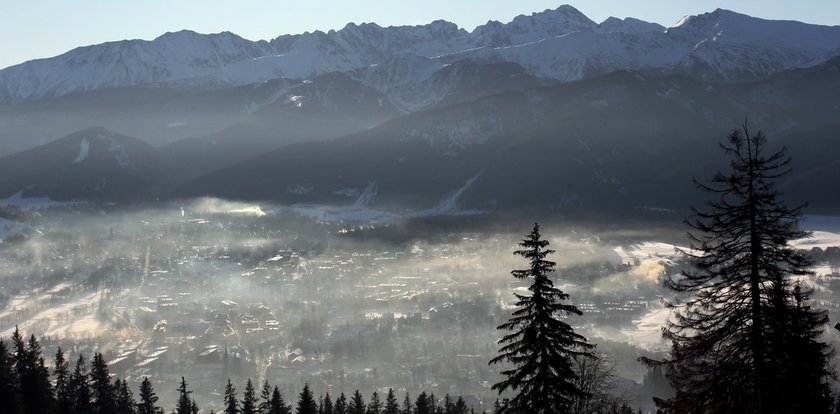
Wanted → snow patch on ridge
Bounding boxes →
[107,136,132,169]
[352,181,378,209]
[72,139,90,163]
[411,173,483,217]
[290,174,484,223]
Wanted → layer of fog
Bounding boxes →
[1,198,839,411]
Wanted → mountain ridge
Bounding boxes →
[0,127,180,201]
[2,6,839,103]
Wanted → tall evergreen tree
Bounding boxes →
[660,125,835,414]
[400,393,411,414]
[113,378,136,414]
[224,379,239,414]
[90,352,116,414]
[425,394,437,413]
[296,383,318,414]
[269,386,291,414]
[366,391,382,414]
[443,395,453,414]
[452,397,468,414]
[321,393,334,414]
[384,389,399,414]
[53,347,71,414]
[489,223,594,413]
[242,379,258,414]
[12,329,55,414]
[348,390,365,414]
[767,282,834,413]
[137,377,162,414]
[175,377,194,414]
[413,392,431,414]
[0,339,23,414]
[334,392,348,414]
[259,380,272,414]
[69,354,92,414]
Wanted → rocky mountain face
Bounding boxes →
[2,6,838,104]
[0,6,838,214]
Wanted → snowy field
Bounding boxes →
[0,289,106,339]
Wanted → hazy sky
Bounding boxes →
[2,1,839,70]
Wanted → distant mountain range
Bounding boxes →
[0,6,838,215]
[3,6,839,103]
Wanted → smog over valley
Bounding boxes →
[1,2,839,413]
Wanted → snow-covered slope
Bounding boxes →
[0,31,276,101]
[3,6,838,104]
[471,5,597,47]
[667,9,840,81]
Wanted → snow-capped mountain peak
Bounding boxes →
[471,5,596,47]
[666,8,840,81]
[598,17,665,33]
[1,5,840,103]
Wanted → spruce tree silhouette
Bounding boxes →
[223,379,238,414]
[241,379,257,414]
[53,347,71,414]
[658,124,834,413]
[137,377,163,414]
[296,383,317,414]
[490,223,593,413]
[175,377,195,414]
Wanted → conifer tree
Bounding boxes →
[53,347,71,414]
[69,354,92,414]
[452,397,468,414]
[400,393,411,414]
[90,352,116,414]
[269,386,291,414]
[137,377,163,414]
[384,389,399,414]
[348,390,365,414]
[296,383,318,414]
[175,377,194,414]
[242,379,258,414]
[366,391,382,414]
[660,125,835,414]
[0,339,23,414]
[767,282,833,413]
[224,379,239,414]
[334,392,348,414]
[425,393,437,413]
[322,393,334,414]
[259,380,272,414]
[113,378,136,414]
[414,392,431,414]
[489,223,594,413]
[12,329,55,414]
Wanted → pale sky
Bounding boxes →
[2,1,839,70]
